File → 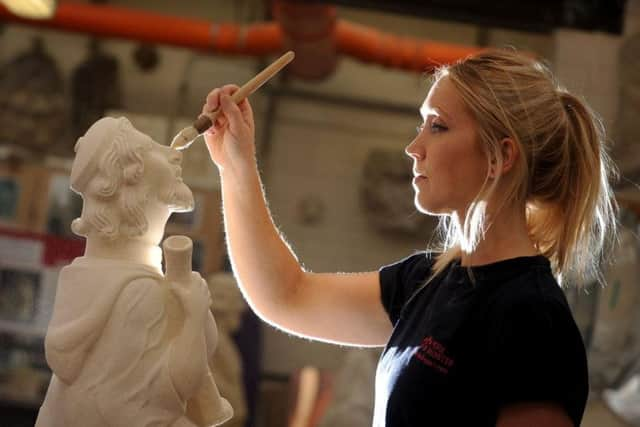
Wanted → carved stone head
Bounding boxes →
[69,117,194,241]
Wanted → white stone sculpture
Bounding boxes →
[208,273,248,427]
[35,117,233,427]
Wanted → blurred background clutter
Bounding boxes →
[1,0,639,426]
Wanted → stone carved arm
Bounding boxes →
[168,273,213,403]
[45,308,112,385]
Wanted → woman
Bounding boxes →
[201,49,617,426]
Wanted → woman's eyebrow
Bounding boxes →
[420,105,451,121]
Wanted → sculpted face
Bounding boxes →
[131,128,195,213]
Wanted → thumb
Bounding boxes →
[220,94,246,136]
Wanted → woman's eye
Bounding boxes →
[431,122,447,132]
[416,120,447,134]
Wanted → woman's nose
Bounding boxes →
[405,138,423,160]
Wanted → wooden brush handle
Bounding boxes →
[195,50,295,133]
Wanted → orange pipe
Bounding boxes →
[0,1,283,55]
[336,21,482,72]
[0,1,482,72]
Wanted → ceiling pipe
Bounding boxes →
[0,1,283,55]
[0,0,483,76]
[272,0,338,80]
[336,20,481,72]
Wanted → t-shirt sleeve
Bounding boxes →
[379,252,434,326]
[487,294,589,426]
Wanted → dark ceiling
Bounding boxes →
[301,0,628,34]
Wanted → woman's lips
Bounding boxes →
[413,175,427,184]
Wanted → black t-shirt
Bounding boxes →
[375,252,588,427]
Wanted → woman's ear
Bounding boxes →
[489,138,518,178]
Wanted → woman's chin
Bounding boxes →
[415,198,447,216]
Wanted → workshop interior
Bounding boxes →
[0,0,639,426]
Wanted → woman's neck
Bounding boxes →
[458,204,539,267]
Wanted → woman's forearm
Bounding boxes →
[220,163,304,323]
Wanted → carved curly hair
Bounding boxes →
[71,118,153,240]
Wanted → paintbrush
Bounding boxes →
[170,50,295,150]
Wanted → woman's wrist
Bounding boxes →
[220,158,260,187]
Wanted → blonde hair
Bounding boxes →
[428,49,618,285]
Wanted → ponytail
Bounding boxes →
[527,91,618,283]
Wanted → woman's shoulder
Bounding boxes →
[486,262,574,328]
[478,266,589,427]
[481,265,586,366]
[378,251,439,325]
[393,250,436,265]
[379,250,437,283]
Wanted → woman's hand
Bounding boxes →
[201,84,256,173]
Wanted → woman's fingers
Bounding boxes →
[203,84,253,136]
[205,88,220,112]
[220,94,246,135]
[220,84,254,125]
[221,84,240,97]
[237,98,254,129]
[220,84,253,127]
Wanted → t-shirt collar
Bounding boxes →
[449,255,550,284]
